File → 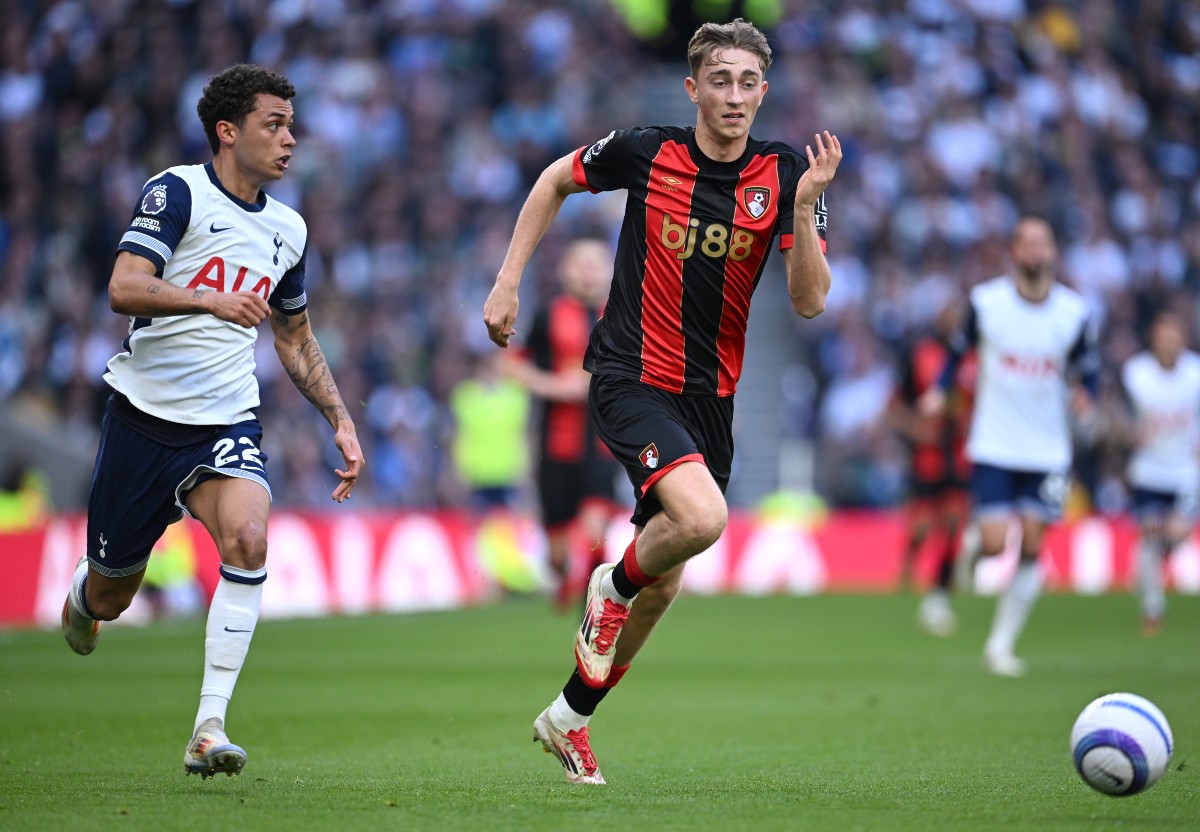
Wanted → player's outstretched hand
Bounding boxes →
[483,280,519,348]
[206,291,271,328]
[796,131,842,206]
[331,424,364,503]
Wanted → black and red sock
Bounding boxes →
[562,664,631,715]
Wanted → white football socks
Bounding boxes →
[1136,537,1167,622]
[985,558,1042,658]
[549,693,589,731]
[67,557,94,620]
[194,566,265,731]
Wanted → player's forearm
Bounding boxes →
[109,267,211,317]
[523,367,589,402]
[786,203,830,318]
[496,158,576,288]
[274,317,353,429]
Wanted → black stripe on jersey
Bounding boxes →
[678,163,738,394]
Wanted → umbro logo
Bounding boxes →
[660,176,682,192]
[209,223,234,233]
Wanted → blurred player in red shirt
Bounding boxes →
[890,299,975,635]
[503,239,621,609]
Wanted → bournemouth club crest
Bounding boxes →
[743,186,771,219]
[639,443,659,469]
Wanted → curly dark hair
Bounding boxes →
[196,64,295,155]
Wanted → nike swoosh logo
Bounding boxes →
[223,626,252,633]
[210,223,234,233]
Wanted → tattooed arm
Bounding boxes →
[108,251,269,326]
[270,307,365,501]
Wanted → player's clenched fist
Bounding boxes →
[206,291,271,327]
[483,280,519,348]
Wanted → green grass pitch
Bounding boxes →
[1,593,1197,831]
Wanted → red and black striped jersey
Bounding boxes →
[526,294,607,463]
[573,125,827,397]
[896,336,976,483]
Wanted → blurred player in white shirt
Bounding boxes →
[923,216,1098,676]
[60,64,364,778]
[1120,310,1200,634]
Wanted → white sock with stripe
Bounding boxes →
[985,558,1042,657]
[194,565,265,732]
[1136,537,1167,621]
[548,693,589,731]
[68,557,96,620]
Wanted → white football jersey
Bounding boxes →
[106,163,308,425]
[965,276,1094,471]
[1122,350,1200,493]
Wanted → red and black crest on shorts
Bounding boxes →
[742,186,771,219]
[639,443,660,469]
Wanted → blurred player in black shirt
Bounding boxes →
[889,300,975,636]
[503,239,621,610]
[484,19,840,783]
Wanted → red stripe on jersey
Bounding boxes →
[640,141,696,392]
[572,147,599,193]
[716,156,782,394]
[545,297,591,460]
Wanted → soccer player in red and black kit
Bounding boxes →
[502,238,621,610]
[484,19,840,784]
[889,300,975,636]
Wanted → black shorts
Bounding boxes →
[1131,486,1198,520]
[86,396,271,578]
[589,373,733,528]
[538,455,620,529]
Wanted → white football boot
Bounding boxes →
[574,564,631,688]
[532,707,605,785]
[917,590,957,637]
[184,717,247,779]
[983,649,1026,678]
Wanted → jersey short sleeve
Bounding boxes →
[1067,312,1101,395]
[117,172,192,274]
[268,239,308,315]
[571,127,661,193]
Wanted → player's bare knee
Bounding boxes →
[220,520,268,570]
[677,505,727,552]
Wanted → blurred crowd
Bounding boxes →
[1,0,1198,514]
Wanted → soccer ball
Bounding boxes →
[1070,693,1173,796]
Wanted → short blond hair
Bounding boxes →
[687,18,772,78]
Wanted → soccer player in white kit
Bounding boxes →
[59,65,364,777]
[1120,310,1200,634]
[922,216,1098,676]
